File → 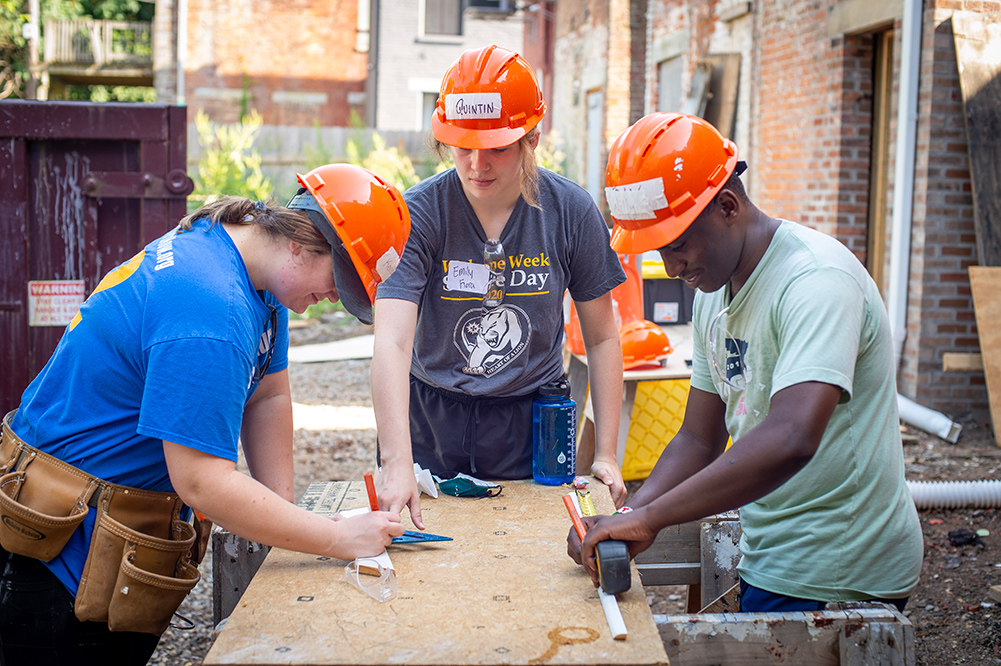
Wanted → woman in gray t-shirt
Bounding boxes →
[371,45,627,529]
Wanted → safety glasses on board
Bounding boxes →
[253,305,277,382]
[706,307,746,392]
[345,558,398,603]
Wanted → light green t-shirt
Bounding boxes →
[690,220,923,601]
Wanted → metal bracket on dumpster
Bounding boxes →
[82,169,194,199]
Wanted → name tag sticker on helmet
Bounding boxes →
[376,248,401,282]
[605,178,668,221]
[445,93,503,120]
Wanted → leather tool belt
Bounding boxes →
[0,411,201,634]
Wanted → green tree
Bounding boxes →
[189,110,272,210]
[1,0,154,99]
[536,131,567,176]
[346,132,421,193]
[0,1,27,98]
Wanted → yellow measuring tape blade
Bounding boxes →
[576,489,596,518]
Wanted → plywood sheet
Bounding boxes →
[969,266,1001,444]
[953,11,1001,266]
[204,480,669,666]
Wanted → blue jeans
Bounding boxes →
[0,546,160,666]
[739,578,908,613]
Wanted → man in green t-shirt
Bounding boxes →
[570,113,923,611]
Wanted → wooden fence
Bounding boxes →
[44,19,152,66]
[187,124,431,200]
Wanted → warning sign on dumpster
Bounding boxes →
[28,280,86,327]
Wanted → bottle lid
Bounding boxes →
[538,378,571,399]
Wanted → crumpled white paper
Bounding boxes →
[414,462,438,498]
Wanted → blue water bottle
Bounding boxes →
[532,378,577,485]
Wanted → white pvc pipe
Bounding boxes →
[897,394,961,443]
[886,0,922,365]
[176,0,187,106]
[880,6,964,458]
[599,588,628,640]
[908,480,1001,509]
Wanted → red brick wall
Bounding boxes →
[898,1,984,417]
[185,0,367,126]
[607,0,634,140]
[646,1,874,260]
[833,34,876,260]
[522,1,556,134]
[744,0,990,417]
[756,1,854,241]
[639,0,990,418]
[628,0,648,125]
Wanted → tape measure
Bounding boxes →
[567,491,632,596]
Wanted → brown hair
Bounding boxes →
[179,196,329,253]
[426,125,543,209]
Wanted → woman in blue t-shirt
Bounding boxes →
[0,163,410,665]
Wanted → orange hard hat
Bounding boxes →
[619,320,672,371]
[605,113,739,254]
[287,164,411,325]
[431,44,547,149]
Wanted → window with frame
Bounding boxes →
[422,92,439,131]
[424,0,462,36]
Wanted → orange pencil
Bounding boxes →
[363,471,379,511]
[563,494,587,541]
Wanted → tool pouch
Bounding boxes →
[0,421,95,561]
[2,412,201,634]
[108,527,200,634]
[76,487,197,635]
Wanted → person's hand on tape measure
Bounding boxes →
[566,514,602,566]
[589,457,628,508]
[573,512,657,589]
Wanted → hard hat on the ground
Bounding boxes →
[605,113,739,254]
[431,44,547,150]
[287,164,411,325]
[619,320,672,370]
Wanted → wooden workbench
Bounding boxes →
[204,480,669,666]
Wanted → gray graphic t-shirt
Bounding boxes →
[378,168,625,397]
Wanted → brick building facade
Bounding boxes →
[551,0,995,420]
[184,0,368,126]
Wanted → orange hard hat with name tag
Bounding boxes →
[431,44,547,150]
[606,113,739,254]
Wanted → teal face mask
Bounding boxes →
[433,472,503,498]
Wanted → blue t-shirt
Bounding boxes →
[11,218,289,594]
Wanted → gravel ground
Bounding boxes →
[151,315,1001,665]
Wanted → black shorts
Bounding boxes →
[402,376,535,480]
